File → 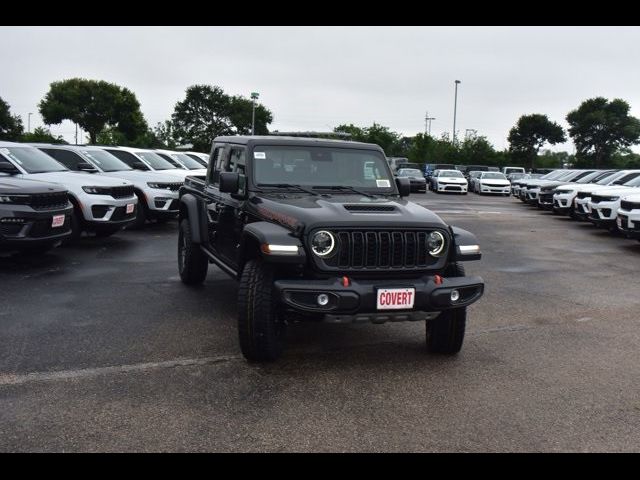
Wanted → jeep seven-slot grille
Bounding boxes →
[319,230,439,271]
[621,200,640,211]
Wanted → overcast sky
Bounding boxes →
[2,26,640,150]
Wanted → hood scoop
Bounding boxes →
[344,204,397,213]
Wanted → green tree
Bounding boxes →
[566,97,640,168]
[171,85,273,152]
[508,114,566,170]
[153,120,177,149]
[96,125,162,149]
[0,97,24,140]
[39,78,147,144]
[334,123,366,141]
[21,127,66,144]
[459,135,499,166]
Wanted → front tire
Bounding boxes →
[237,259,286,362]
[178,219,208,285]
[130,194,147,229]
[426,262,467,354]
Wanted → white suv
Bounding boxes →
[33,144,184,227]
[587,175,640,230]
[184,151,209,167]
[97,146,199,180]
[574,171,640,221]
[155,149,208,174]
[617,193,640,240]
[0,141,137,240]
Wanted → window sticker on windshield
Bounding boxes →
[376,179,391,188]
[254,152,266,159]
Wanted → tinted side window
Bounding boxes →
[107,150,142,169]
[208,146,225,185]
[41,149,84,170]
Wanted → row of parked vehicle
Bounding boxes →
[394,166,518,196]
[511,169,640,241]
[0,141,210,254]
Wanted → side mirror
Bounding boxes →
[396,177,411,197]
[132,161,148,171]
[219,171,241,194]
[77,162,98,173]
[0,163,19,175]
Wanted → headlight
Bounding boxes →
[311,230,335,257]
[0,195,26,204]
[147,182,162,189]
[427,231,446,257]
[82,186,109,195]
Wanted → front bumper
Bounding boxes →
[274,274,484,318]
[145,189,180,213]
[553,194,575,214]
[616,210,640,238]
[0,205,74,249]
[589,201,619,226]
[437,183,467,193]
[480,184,510,194]
[538,192,555,209]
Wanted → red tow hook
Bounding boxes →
[342,276,351,287]
[434,275,443,285]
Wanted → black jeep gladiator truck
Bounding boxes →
[178,136,485,361]
[0,176,73,253]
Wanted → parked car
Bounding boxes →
[0,176,73,253]
[520,170,589,204]
[387,156,411,172]
[430,169,468,194]
[184,151,210,167]
[511,173,544,197]
[536,170,604,210]
[396,168,427,193]
[154,149,208,173]
[588,179,640,231]
[97,146,200,180]
[424,163,455,179]
[178,136,485,361]
[574,171,640,221]
[550,170,618,216]
[33,144,183,228]
[472,172,510,195]
[0,142,137,240]
[617,193,640,240]
[503,166,526,175]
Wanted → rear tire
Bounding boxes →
[178,219,208,285]
[237,259,286,362]
[426,262,467,355]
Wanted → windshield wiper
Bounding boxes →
[313,185,377,198]
[257,183,318,196]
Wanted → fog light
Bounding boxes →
[450,289,460,302]
[317,294,330,306]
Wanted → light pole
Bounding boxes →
[425,112,436,136]
[250,92,259,135]
[452,80,461,144]
[27,112,33,133]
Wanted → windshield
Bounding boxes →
[509,173,526,180]
[622,173,640,186]
[81,149,131,172]
[482,172,507,180]
[584,171,615,184]
[574,171,604,184]
[0,146,68,173]
[136,151,176,170]
[168,152,204,170]
[253,146,394,192]
[398,169,422,177]
[541,170,564,180]
[440,170,463,178]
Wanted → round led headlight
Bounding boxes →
[427,231,446,257]
[311,230,335,257]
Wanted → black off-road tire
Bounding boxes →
[237,259,286,362]
[178,219,208,285]
[426,262,467,355]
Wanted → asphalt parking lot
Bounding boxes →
[1,193,640,452]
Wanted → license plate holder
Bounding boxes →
[51,215,65,228]
[376,287,415,310]
[126,204,135,214]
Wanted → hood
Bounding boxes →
[96,170,184,185]
[149,169,199,179]
[20,171,132,190]
[621,193,640,203]
[0,177,68,195]
[593,186,640,197]
[246,193,447,233]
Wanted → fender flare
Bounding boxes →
[240,221,306,265]
[179,194,207,244]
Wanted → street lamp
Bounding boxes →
[250,92,260,135]
[453,80,461,144]
[28,112,33,133]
